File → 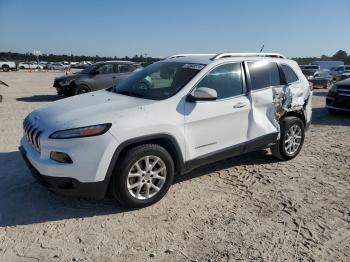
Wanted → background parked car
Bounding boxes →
[47,62,69,70]
[299,65,320,77]
[53,61,141,96]
[307,69,333,89]
[0,60,17,71]
[330,65,350,80]
[70,62,90,69]
[18,62,43,70]
[326,78,350,114]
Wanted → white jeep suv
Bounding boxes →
[20,53,312,208]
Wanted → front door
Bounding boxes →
[184,63,250,161]
[92,63,117,90]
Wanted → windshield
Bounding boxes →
[79,63,99,74]
[113,62,205,100]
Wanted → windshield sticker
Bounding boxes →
[182,64,205,70]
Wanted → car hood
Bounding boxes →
[31,90,156,131]
[54,74,84,82]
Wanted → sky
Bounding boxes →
[0,0,349,58]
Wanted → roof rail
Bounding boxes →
[166,54,217,59]
[211,52,286,60]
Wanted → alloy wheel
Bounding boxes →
[284,124,302,155]
[127,155,167,200]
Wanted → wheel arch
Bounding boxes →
[76,82,91,91]
[281,110,306,126]
[103,134,185,197]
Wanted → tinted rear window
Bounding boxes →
[248,61,281,90]
[281,64,299,83]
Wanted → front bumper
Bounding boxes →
[53,80,74,95]
[326,93,350,112]
[19,146,107,199]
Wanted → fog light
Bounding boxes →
[50,151,73,164]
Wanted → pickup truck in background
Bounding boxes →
[0,60,17,72]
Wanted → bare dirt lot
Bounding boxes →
[0,71,349,262]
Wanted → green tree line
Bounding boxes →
[1,50,349,65]
[0,52,161,66]
[292,50,350,65]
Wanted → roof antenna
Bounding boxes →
[259,44,265,53]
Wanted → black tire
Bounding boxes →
[271,116,305,161]
[20,66,25,69]
[2,65,10,72]
[74,85,90,95]
[110,144,175,208]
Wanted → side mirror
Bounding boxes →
[188,87,217,102]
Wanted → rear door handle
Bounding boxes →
[233,102,247,108]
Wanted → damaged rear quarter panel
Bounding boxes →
[248,60,312,141]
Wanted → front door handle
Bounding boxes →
[112,76,116,79]
[233,102,247,108]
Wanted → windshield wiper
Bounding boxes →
[116,90,145,98]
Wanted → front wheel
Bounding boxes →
[74,85,90,95]
[110,144,175,208]
[2,65,10,72]
[271,117,305,161]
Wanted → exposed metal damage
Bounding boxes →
[272,84,312,138]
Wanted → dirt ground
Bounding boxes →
[0,71,349,262]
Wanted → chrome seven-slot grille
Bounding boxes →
[23,117,43,152]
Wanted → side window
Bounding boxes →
[247,61,281,90]
[118,64,135,73]
[97,64,115,74]
[196,63,243,99]
[281,64,299,83]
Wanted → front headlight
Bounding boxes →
[49,123,112,139]
[59,79,74,86]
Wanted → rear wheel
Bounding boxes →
[2,65,10,72]
[110,144,175,208]
[271,116,305,161]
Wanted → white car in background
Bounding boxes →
[47,62,69,70]
[18,62,43,70]
[20,52,312,208]
[0,60,17,71]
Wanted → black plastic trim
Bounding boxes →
[183,132,278,173]
[19,146,106,199]
[102,133,185,194]
[20,131,279,200]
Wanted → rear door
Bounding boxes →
[245,61,282,140]
[184,62,250,160]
